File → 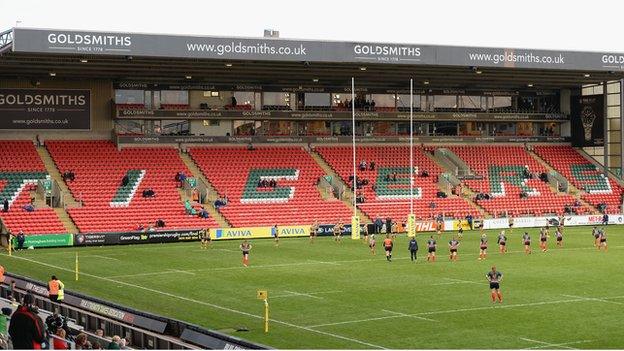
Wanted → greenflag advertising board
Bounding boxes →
[13,234,73,248]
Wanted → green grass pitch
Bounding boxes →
[1,225,622,349]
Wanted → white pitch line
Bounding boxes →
[520,337,577,350]
[169,269,196,276]
[561,294,624,305]
[283,290,323,299]
[433,278,481,286]
[83,255,120,261]
[525,340,593,350]
[381,309,438,322]
[1,254,387,350]
[272,290,343,299]
[307,295,623,328]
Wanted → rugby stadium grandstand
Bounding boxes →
[1,26,624,349]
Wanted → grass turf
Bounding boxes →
[1,225,622,349]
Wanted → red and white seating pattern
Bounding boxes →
[46,141,219,233]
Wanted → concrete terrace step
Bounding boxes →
[179,152,231,228]
[308,147,371,223]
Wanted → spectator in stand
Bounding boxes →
[198,207,210,219]
[420,170,429,177]
[369,161,375,171]
[16,230,26,250]
[75,333,91,350]
[142,188,155,198]
[247,143,255,151]
[184,199,196,215]
[107,335,122,350]
[9,293,46,350]
[0,307,10,348]
[92,342,102,350]
[95,329,105,338]
[45,309,67,334]
[214,196,227,209]
[53,328,69,349]
[231,96,237,107]
[155,219,166,228]
[147,225,156,232]
[136,223,144,231]
[359,160,367,171]
[2,198,8,212]
[23,203,34,212]
[269,179,277,188]
[121,174,129,187]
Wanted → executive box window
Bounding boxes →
[263,92,291,110]
[160,90,189,105]
[115,90,144,104]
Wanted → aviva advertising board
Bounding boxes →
[213,225,308,240]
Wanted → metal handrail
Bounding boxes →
[0,29,13,49]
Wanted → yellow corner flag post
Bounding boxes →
[407,213,416,238]
[351,215,360,240]
[257,290,269,333]
[75,252,79,281]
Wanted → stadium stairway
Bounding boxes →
[307,147,372,223]
[526,146,599,214]
[178,152,230,228]
[36,146,80,234]
[424,148,490,218]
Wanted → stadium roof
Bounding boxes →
[1,27,624,90]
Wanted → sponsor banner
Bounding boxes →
[13,234,73,248]
[115,108,567,122]
[483,218,508,230]
[564,214,624,226]
[450,220,471,231]
[571,95,604,147]
[12,28,624,71]
[74,229,203,246]
[212,225,309,240]
[5,273,167,333]
[117,134,570,145]
[0,88,90,130]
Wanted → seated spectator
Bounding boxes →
[573,199,581,207]
[155,219,166,228]
[247,143,255,151]
[23,203,34,212]
[420,170,429,177]
[146,225,156,232]
[53,328,68,350]
[2,198,8,212]
[95,329,105,338]
[359,160,367,171]
[184,199,196,215]
[142,188,156,198]
[519,191,528,199]
[198,208,209,219]
[136,223,144,231]
[62,170,75,182]
[121,175,129,187]
[392,172,398,181]
[75,333,91,350]
[429,201,436,209]
[107,335,122,350]
[269,179,277,188]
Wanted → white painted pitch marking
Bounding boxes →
[271,290,343,299]
[169,269,196,276]
[83,255,120,261]
[381,309,438,322]
[561,294,624,305]
[282,290,323,299]
[525,340,593,350]
[520,337,578,350]
[433,278,481,285]
[307,295,624,328]
[1,254,387,350]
